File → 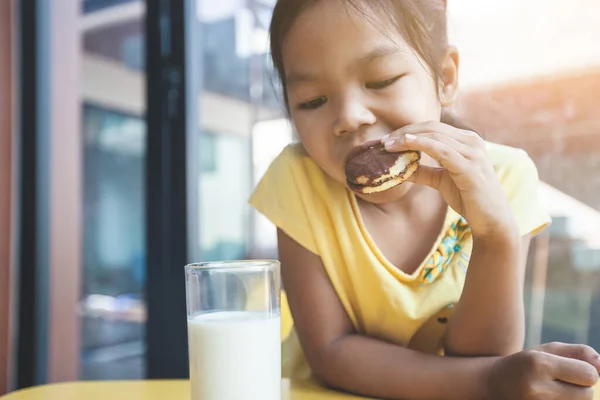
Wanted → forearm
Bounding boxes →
[314,333,496,400]
[446,232,524,356]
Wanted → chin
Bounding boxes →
[352,181,414,204]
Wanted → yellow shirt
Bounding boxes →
[249,141,551,379]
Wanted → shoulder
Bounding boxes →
[485,141,535,174]
[275,142,310,163]
[262,143,318,178]
[248,143,330,255]
[484,141,551,236]
[485,140,542,197]
[485,140,541,192]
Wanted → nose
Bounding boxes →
[333,93,376,137]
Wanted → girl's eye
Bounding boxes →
[366,75,402,90]
[298,96,327,110]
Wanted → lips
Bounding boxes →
[344,140,382,165]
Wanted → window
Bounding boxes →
[189,0,286,263]
[449,0,600,349]
[80,0,147,379]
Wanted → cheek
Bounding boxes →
[293,119,347,183]
[382,77,442,124]
[292,115,325,154]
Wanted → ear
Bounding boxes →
[438,46,460,107]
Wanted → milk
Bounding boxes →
[187,311,281,400]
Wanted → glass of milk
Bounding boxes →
[184,260,281,400]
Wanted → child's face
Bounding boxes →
[283,1,457,203]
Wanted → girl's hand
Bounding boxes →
[382,121,518,240]
[486,342,600,400]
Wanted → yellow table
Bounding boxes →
[2,379,598,399]
[0,379,368,400]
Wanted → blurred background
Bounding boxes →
[0,0,599,394]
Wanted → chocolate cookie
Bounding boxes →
[345,143,420,194]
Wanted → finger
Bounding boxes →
[548,380,595,400]
[541,343,600,371]
[545,353,599,387]
[396,121,483,146]
[384,134,468,174]
[406,165,446,190]
[385,131,473,158]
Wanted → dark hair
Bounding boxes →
[269,0,449,112]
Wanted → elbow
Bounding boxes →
[307,342,351,391]
[313,367,354,395]
[313,367,337,388]
[309,351,342,389]
[310,354,330,384]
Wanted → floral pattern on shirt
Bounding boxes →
[420,217,472,285]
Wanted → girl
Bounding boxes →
[250,0,600,399]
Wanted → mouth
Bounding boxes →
[343,139,383,165]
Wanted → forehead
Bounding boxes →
[282,0,416,74]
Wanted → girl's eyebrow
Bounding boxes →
[286,71,317,88]
[286,45,401,88]
[358,45,401,65]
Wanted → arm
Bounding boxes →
[278,229,496,400]
[444,233,531,357]
[381,121,536,358]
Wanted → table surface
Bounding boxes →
[1,379,598,399]
[0,379,368,400]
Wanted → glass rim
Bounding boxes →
[185,259,280,271]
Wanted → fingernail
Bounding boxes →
[384,139,396,148]
[381,134,390,141]
[404,134,417,142]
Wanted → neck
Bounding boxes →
[356,183,442,217]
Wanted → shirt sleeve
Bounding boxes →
[249,145,319,254]
[496,149,552,237]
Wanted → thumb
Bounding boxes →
[407,165,445,190]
